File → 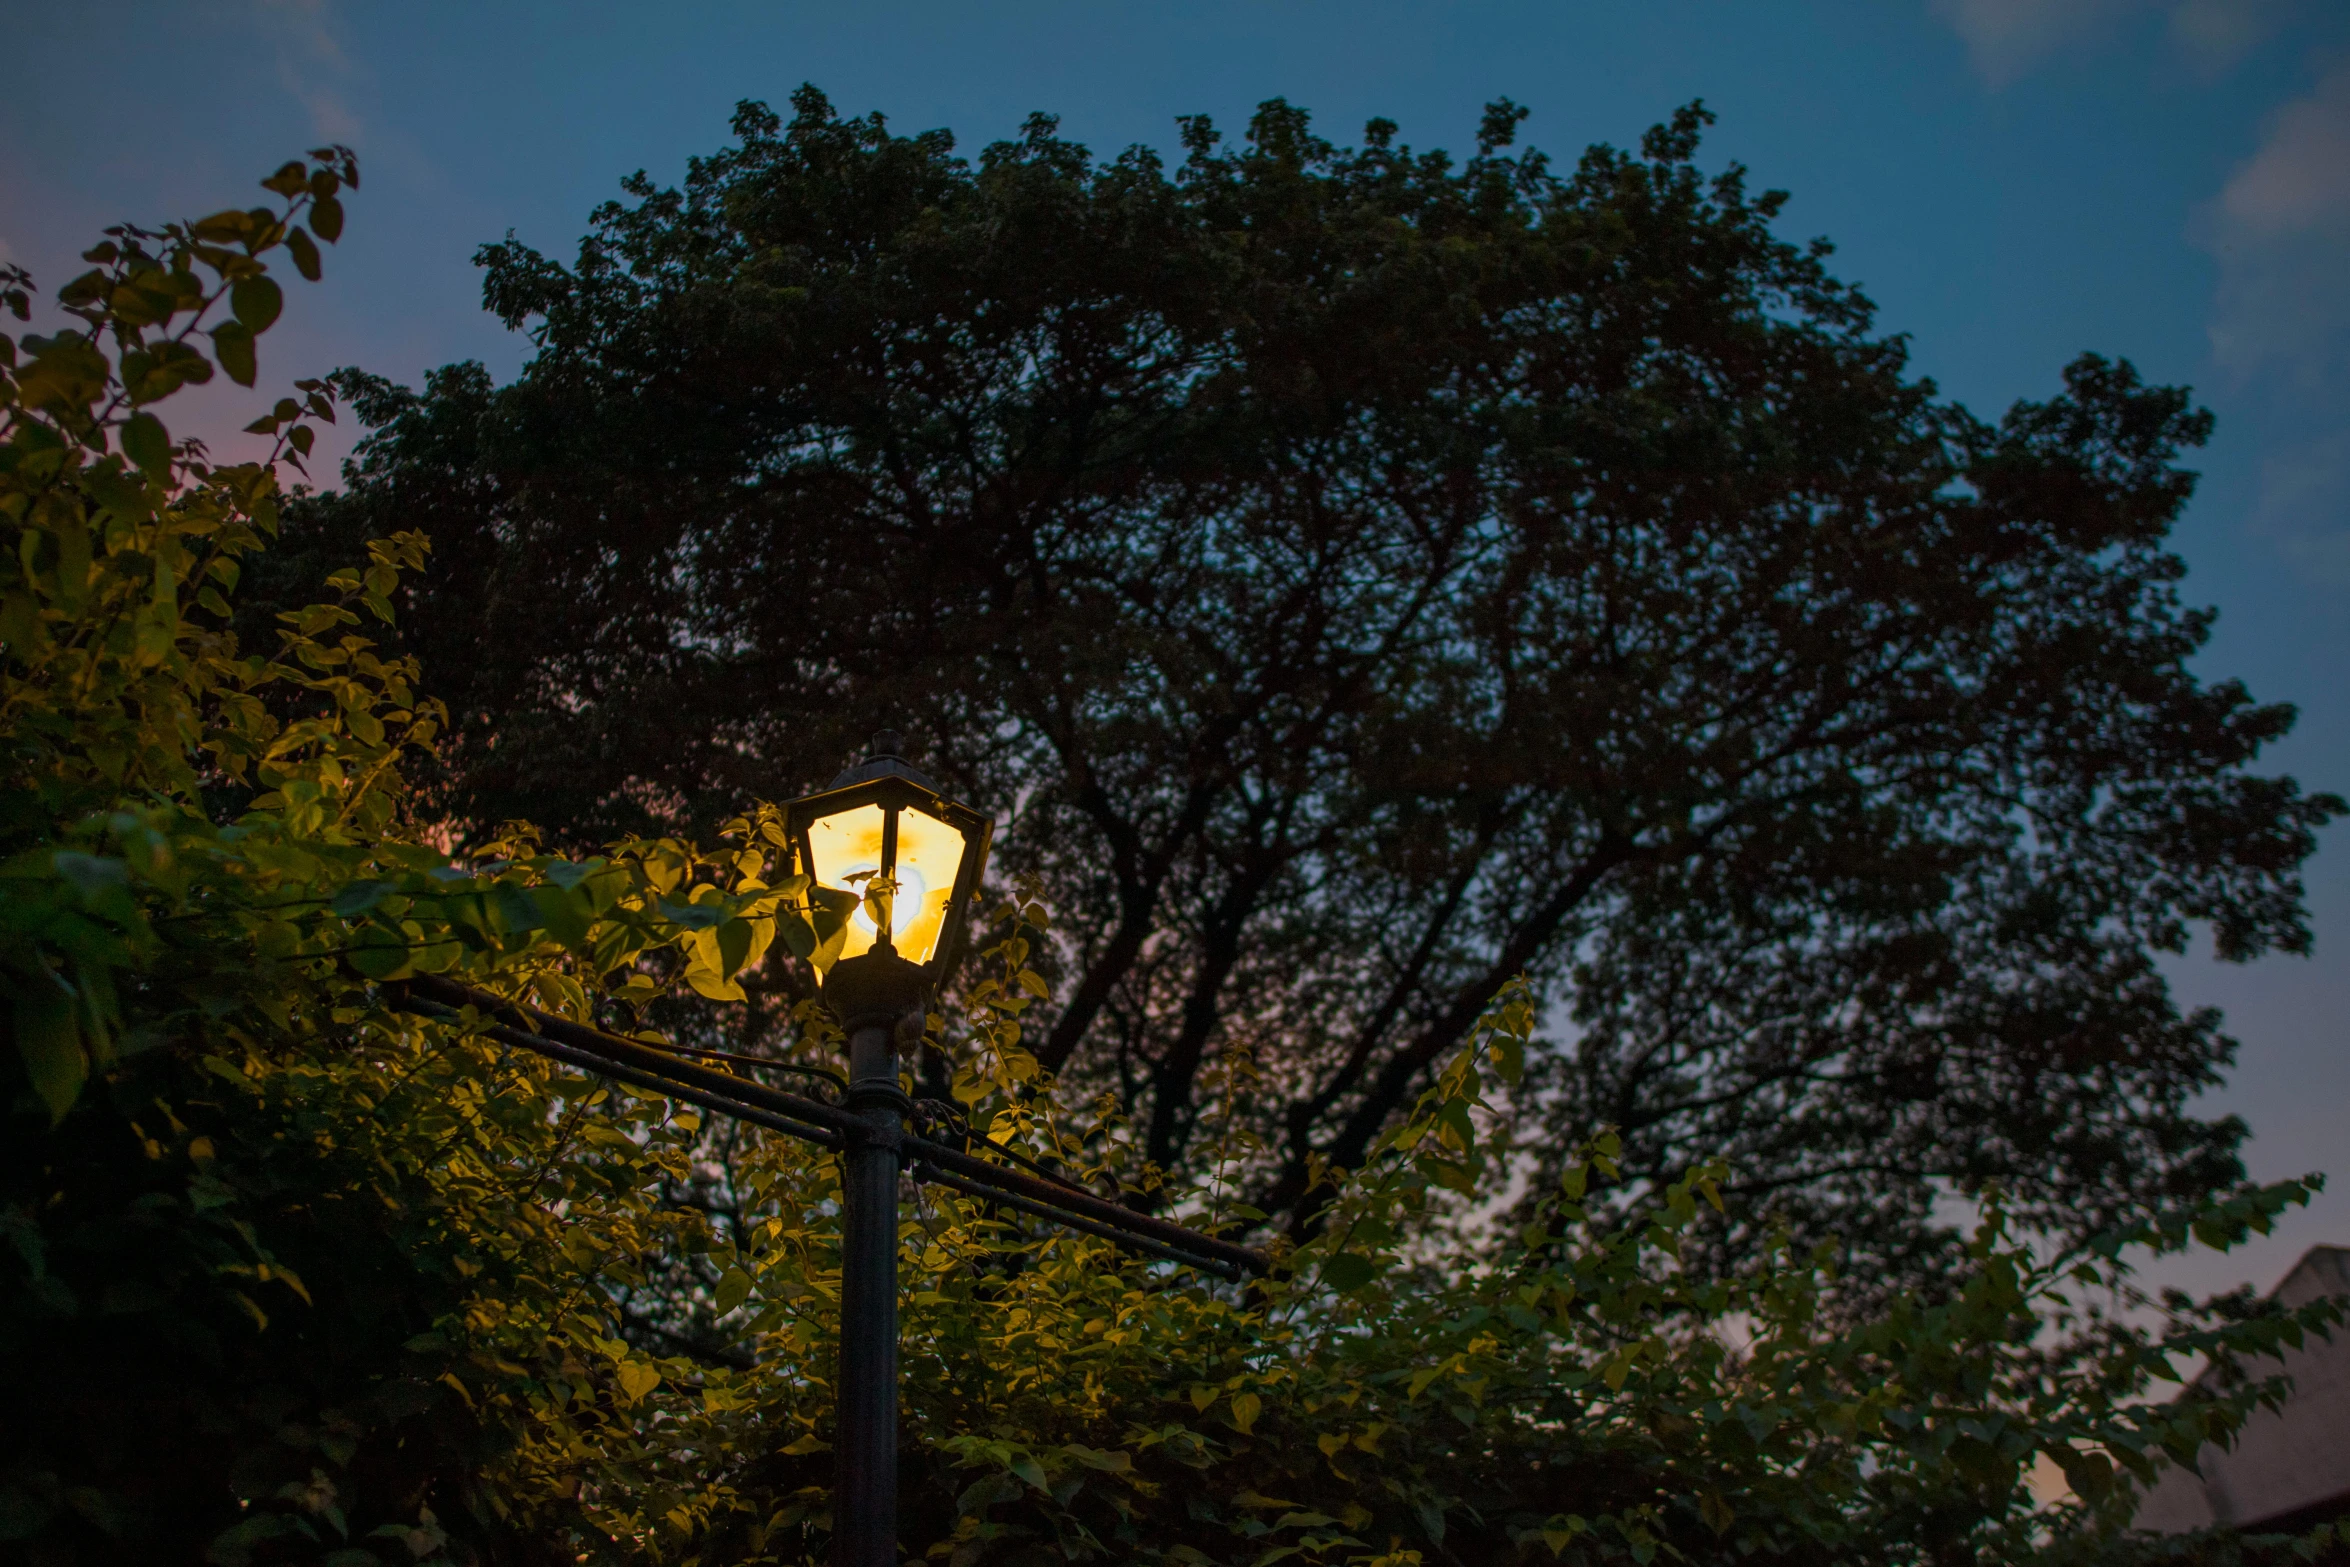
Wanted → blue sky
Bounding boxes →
[4,0,2344,1299]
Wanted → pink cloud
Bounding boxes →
[2200,61,2350,374]
[1932,0,2296,82]
[2218,60,2350,237]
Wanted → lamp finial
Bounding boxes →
[826,731,937,791]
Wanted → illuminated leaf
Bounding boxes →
[613,1361,660,1406]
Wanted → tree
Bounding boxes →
[296,88,2337,1275]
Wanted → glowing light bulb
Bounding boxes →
[846,862,929,939]
[803,802,968,964]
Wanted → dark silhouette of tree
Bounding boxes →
[297,88,2337,1275]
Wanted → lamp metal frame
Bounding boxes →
[779,755,994,988]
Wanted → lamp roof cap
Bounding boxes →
[827,730,941,792]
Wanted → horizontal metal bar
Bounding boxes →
[912,1159,1250,1281]
[401,1001,847,1150]
[383,973,1269,1279]
[391,974,866,1143]
[906,1135,1270,1277]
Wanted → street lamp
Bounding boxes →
[388,733,1264,1567]
[781,733,992,1567]
[781,729,993,1002]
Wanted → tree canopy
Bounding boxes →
[298,88,2337,1276]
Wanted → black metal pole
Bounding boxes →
[837,1013,905,1567]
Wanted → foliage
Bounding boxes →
[0,152,833,1566]
[539,919,2343,1567]
[287,87,2339,1282]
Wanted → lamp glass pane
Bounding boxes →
[804,801,968,964]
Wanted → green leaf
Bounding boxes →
[53,851,129,901]
[14,985,86,1122]
[714,1266,754,1315]
[16,335,109,411]
[347,935,415,981]
[1428,1159,1478,1194]
[0,593,39,657]
[230,275,283,333]
[656,897,725,932]
[776,909,818,960]
[806,884,860,975]
[208,1510,298,1564]
[121,412,171,474]
[1320,1252,1379,1293]
[683,956,746,1004]
[119,341,214,406]
[331,879,394,916]
[287,228,322,281]
[531,884,592,948]
[716,917,754,979]
[613,1360,660,1406]
[2055,1447,2115,1504]
[1229,1391,1262,1435]
[212,322,257,387]
[188,209,254,244]
[309,195,344,243]
[488,881,543,936]
[544,858,601,890]
[56,268,108,307]
[1062,1445,1132,1473]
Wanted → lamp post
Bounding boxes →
[386,733,1264,1567]
[778,733,992,1567]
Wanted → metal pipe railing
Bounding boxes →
[382,973,1270,1280]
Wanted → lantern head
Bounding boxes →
[782,733,993,1027]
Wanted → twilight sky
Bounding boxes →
[4,0,2343,1300]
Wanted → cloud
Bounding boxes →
[2199,60,2350,376]
[1934,0,2145,84]
[2168,0,2295,66]
[258,0,361,143]
[1932,0,2295,83]
[2198,64,2350,586]
[2215,61,2350,238]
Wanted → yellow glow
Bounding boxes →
[804,802,967,963]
